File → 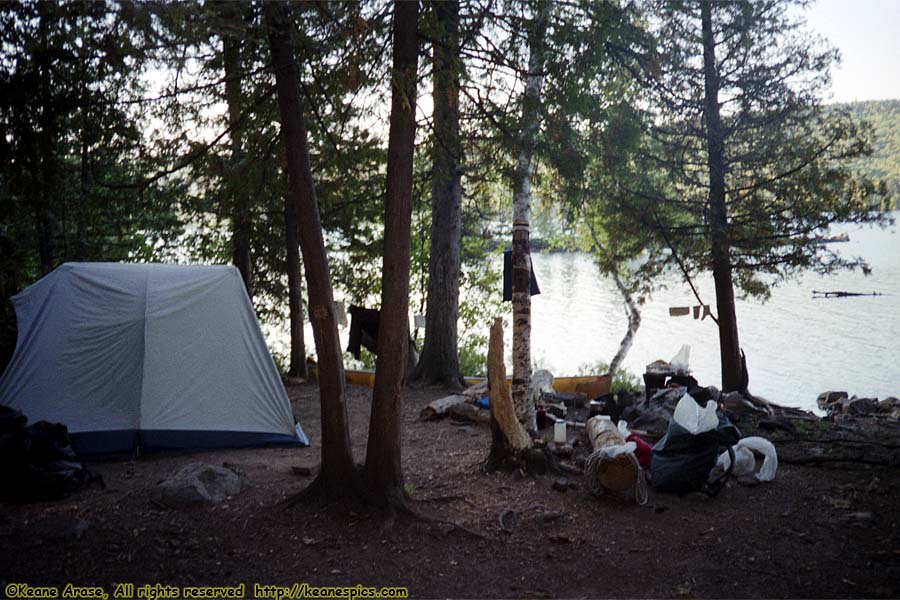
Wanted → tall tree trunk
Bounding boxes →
[36,5,57,275]
[364,0,420,505]
[413,0,463,388]
[223,7,253,297]
[608,271,641,375]
[701,1,742,391]
[285,199,308,379]
[511,3,549,432]
[265,1,355,492]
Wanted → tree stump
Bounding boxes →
[487,318,532,469]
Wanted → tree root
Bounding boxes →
[279,469,365,510]
[280,475,325,509]
[418,494,476,507]
[378,495,487,540]
[484,445,582,477]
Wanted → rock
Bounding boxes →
[541,511,566,523]
[548,534,573,544]
[151,463,242,507]
[721,391,769,415]
[877,397,900,414]
[847,511,874,521]
[69,518,90,540]
[845,397,878,416]
[817,391,848,411]
[550,443,574,459]
[552,478,569,492]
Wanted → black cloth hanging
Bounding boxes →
[347,305,381,359]
[502,250,540,302]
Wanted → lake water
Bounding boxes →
[276,213,898,414]
[526,213,900,412]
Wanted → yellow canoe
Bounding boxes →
[306,367,612,397]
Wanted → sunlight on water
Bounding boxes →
[269,214,898,414]
[528,214,900,412]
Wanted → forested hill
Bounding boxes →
[834,99,900,210]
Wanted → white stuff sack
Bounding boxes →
[715,445,756,477]
[673,393,718,435]
[670,344,691,373]
[533,369,555,401]
[599,441,637,460]
[716,436,779,482]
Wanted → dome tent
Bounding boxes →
[0,263,308,456]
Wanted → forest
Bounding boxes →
[1,0,893,387]
[838,99,900,210]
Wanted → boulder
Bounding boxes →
[721,391,768,415]
[817,391,848,411]
[845,396,878,416]
[877,397,900,414]
[151,462,242,507]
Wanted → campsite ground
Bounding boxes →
[2,382,900,599]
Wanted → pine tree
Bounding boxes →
[623,0,889,390]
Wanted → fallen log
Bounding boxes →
[585,415,645,502]
[448,401,491,424]
[420,394,468,420]
[462,380,488,401]
[812,290,882,298]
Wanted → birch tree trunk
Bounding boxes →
[364,0,419,505]
[608,271,641,375]
[701,1,743,391]
[265,1,355,493]
[511,3,549,432]
[413,0,463,389]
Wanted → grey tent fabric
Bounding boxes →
[0,263,308,455]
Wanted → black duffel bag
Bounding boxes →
[651,401,741,497]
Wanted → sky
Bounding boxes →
[804,0,900,102]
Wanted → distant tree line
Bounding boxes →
[834,100,900,211]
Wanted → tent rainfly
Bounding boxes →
[0,263,308,456]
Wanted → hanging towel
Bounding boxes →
[669,306,690,317]
[502,250,541,302]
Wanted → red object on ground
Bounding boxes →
[627,433,652,469]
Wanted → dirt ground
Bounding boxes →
[2,381,900,599]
